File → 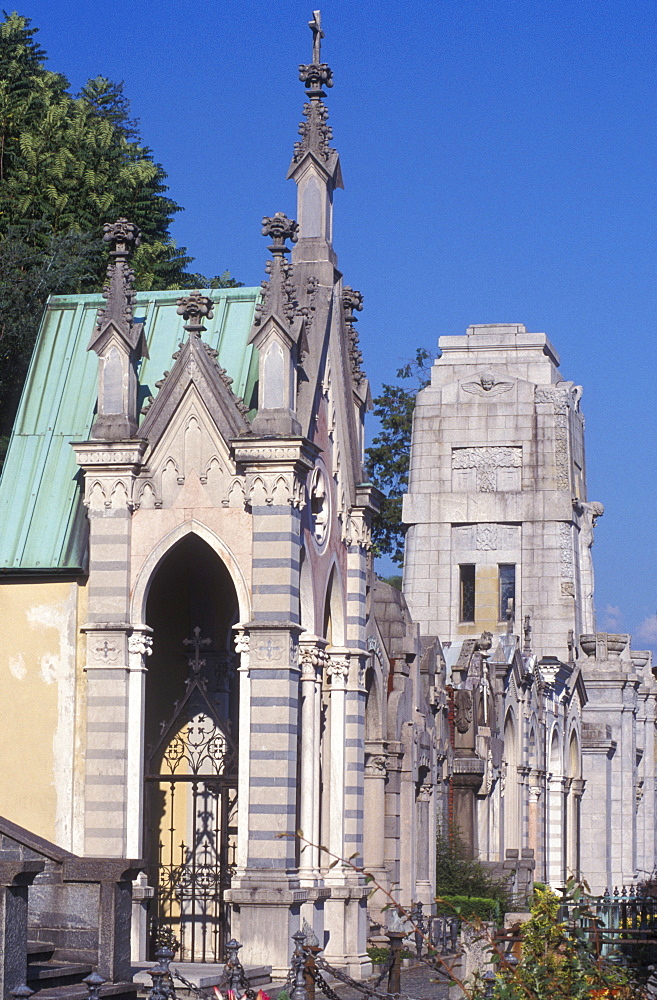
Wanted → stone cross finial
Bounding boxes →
[176,292,214,336]
[299,10,333,96]
[261,213,299,255]
[309,10,324,63]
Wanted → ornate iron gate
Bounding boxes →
[146,628,238,962]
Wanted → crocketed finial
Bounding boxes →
[176,292,214,337]
[261,213,299,256]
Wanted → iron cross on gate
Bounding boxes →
[183,625,212,676]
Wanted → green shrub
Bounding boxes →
[436,894,501,922]
[436,827,510,913]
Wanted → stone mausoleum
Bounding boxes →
[0,10,654,989]
[403,321,657,893]
[0,16,438,977]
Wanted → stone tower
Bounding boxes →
[403,322,603,663]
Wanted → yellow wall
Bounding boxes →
[456,565,502,637]
[0,578,85,849]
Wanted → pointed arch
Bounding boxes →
[299,547,315,633]
[131,519,251,627]
[503,708,519,852]
[322,559,345,646]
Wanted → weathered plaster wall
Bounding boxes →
[0,579,81,849]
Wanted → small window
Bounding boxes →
[459,564,475,622]
[499,564,516,621]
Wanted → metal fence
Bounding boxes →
[559,885,657,966]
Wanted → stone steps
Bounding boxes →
[29,983,138,1000]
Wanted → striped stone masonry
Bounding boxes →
[73,440,147,858]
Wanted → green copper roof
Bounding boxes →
[0,288,260,573]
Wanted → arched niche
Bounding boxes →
[143,531,240,962]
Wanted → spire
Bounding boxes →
[87,218,147,440]
[288,10,343,245]
[88,219,146,356]
[253,213,299,330]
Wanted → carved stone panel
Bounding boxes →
[452,447,522,493]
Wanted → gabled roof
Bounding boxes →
[139,328,252,446]
[0,288,260,573]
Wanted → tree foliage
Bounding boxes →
[365,347,432,565]
[0,12,241,435]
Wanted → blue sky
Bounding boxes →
[20,0,657,652]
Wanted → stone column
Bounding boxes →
[415,781,434,903]
[527,779,542,867]
[126,627,153,962]
[547,774,566,886]
[569,778,585,878]
[233,628,252,873]
[227,438,314,975]
[0,861,45,999]
[363,742,387,889]
[298,636,328,882]
[325,652,349,873]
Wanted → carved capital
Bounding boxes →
[364,753,387,777]
[327,657,349,685]
[128,633,153,657]
[299,638,329,678]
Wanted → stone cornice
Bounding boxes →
[72,439,147,471]
[232,436,320,473]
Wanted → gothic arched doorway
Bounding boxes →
[144,534,239,962]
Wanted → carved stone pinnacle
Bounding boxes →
[261,213,299,255]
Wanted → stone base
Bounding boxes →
[132,963,271,990]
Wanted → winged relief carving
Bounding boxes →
[462,372,514,398]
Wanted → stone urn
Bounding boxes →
[580,634,596,657]
[606,633,629,656]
